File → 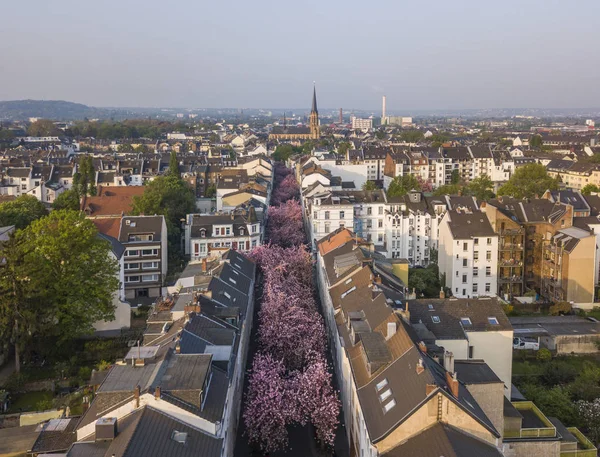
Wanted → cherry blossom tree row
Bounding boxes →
[244,163,339,452]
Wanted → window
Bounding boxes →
[462,274,467,283]
[428,304,434,311]
[378,206,383,215]
[486,251,491,261]
[432,316,440,323]
[142,249,158,256]
[142,262,159,270]
[473,268,478,277]
[21,184,26,190]
[376,379,388,391]
[487,237,492,245]
[486,266,491,276]
[378,219,383,228]
[378,234,383,242]
[474,238,479,245]
[561,219,565,227]
[461,318,472,326]
[126,276,140,283]
[379,389,392,402]
[225,227,231,235]
[488,317,499,325]
[383,399,396,413]
[240,229,244,235]
[474,251,479,261]
[462,259,467,267]
[472,283,478,293]
[314,211,318,219]
[142,274,159,282]
[485,283,491,293]
[128,234,153,242]
[125,263,140,270]
[340,211,345,219]
[200,230,206,238]
[469,346,474,358]
[367,207,372,216]
[34,181,40,186]
[324,223,330,233]
[252,225,257,233]
[463,242,468,251]
[125,250,140,257]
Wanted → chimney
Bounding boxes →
[386,321,397,340]
[426,384,437,396]
[418,341,427,353]
[444,351,454,373]
[416,358,425,375]
[382,95,387,124]
[175,342,181,354]
[155,386,161,400]
[374,275,382,284]
[446,371,459,397]
[95,417,118,441]
[439,288,445,299]
[201,258,207,273]
[133,385,140,408]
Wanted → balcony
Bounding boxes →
[500,243,523,251]
[504,402,556,439]
[499,276,523,283]
[560,427,597,457]
[499,259,523,266]
[500,228,523,235]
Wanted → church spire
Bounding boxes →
[311,83,318,114]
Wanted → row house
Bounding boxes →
[442,146,473,183]
[0,163,75,203]
[49,250,256,457]
[184,208,262,260]
[314,236,592,457]
[468,145,494,180]
[363,146,388,181]
[438,208,499,299]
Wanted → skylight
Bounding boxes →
[229,277,237,285]
[432,316,440,324]
[383,399,396,413]
[488,317,499,325]
[340,286,356,299]
[376,378,388,391]
[379,389,392,402]
[428,304,434,311]
[460,317,472,326]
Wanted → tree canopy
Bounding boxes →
[582,184,599,195]
[529,134,543,149]
[464,175,495,201]
[73,155,97,197]
[400,130,424,143]
[497,163,559,199]
[27,119,60,137]
[0,210,119,372]
[52,189,81,211]
[0,195,48,230]
[387,174,420,198]
[362,180,377,191]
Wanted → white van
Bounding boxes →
[513,337,539,350]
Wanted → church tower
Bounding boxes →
[309,84,320,139]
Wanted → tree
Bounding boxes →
[0,211,119,372]
[0,195,48,230]
[273,144,301,162]
[520,384,579,427]
[400,130,424,143]
[465,175,494,201]
[433,184,461,196]
[74,155,97,197]
[0,129,15,142]
[337,142,351,156]
[302,141,314,154]
[117,143,134,153]
[204,184,216,198]
[387,174,420,198]
[375,131,386,140]
[577,399,600,444]
[451,169,461,185]
[582,184,600,195]
[362,180,377,191]
[52,189,81,211]
[408,264,441,298]
[134,144,150,154]
[168,150,179,177]
[497,163,559,199]
[530,134,543,149]
[27,119,60,137]
[272,174,299,205]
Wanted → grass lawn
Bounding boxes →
[7,391,54,414]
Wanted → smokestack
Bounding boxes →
[201,257,207,273]
[339,108,343,124]
[382,95,387,124]
[444,351,455,373]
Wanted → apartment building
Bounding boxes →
[184,208,263,260]
[307,189,387,247]
[351,116,373,131]
[314,236,594,457]
[439,209,499,299]
[363,146,388,181]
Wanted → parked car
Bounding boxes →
[513,336,539,350]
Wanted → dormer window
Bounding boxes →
[460,318,472,326]
[240,228,244,235]
[488,317,499,325]
[200,229,206,238]
[432,316,440,324]
[376,378,388,391]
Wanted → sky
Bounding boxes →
[1,0,599,111]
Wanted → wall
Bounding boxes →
[566,235,596,304]
[502,440,560,457]
[465,383,504,435]
[468,330,513,397]
[555,334,600,355]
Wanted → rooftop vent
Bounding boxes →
[171,430,188,444]
[95,417,117,441]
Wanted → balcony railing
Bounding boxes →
[504,402,556,439]
[499,259,523,266]
[500,243,524,250]
[560,428,597,457]
[500,276,523,283]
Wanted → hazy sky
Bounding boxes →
[1,0,599,110]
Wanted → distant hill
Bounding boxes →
[0,100,121,121]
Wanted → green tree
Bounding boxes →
[27,119,60,137]
[582,184,600,195]
[134,144,151,154]
[451,169,461,185]
[400,130,424,143]
[375,131,385,140]
[362,181,377,191]
[117,143,134,153]
[408,264,441,298]
[205,184,216,198]
[433,184,462,196]
[529,134,543,149]
[168,150,180,177]
[52,189,81,211]
[569,362,600,402]
[74,155,97,197]
[0,211,119,372]
[465,175,494,201]
[0,129,15,142]
[387,174,420,198]
[497,163,559,199]
[273,144,301,162]
[0,195,48,230]
[520,384,579,426]
[302,141,314,154]
[337,142,351,157]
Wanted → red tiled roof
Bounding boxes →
[91,217,121,239]
[83,186,145,217]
